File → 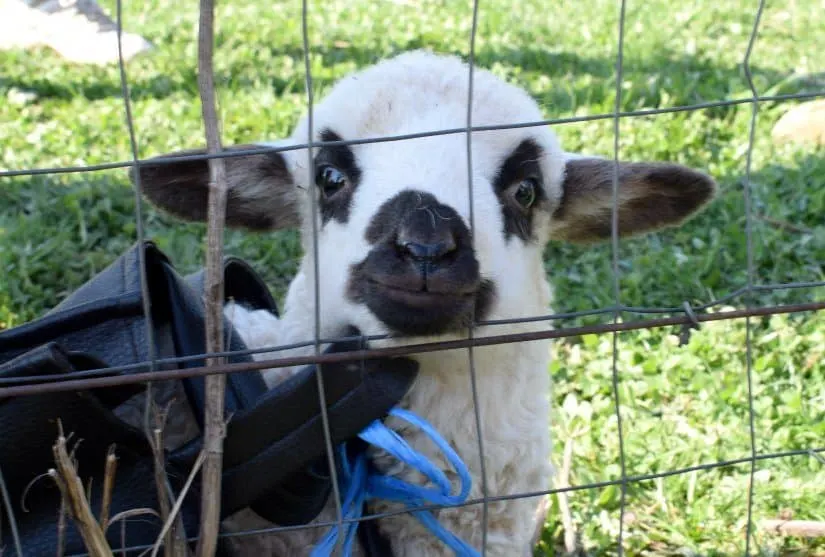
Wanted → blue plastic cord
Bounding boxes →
[311,408,480,557]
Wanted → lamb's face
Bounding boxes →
[277,52,568,336]
[137,51,717,340]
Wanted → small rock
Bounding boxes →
[622,511,637,526]
[771,99,825,146]
[7,87,38,105]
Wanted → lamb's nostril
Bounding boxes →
[401,241,454,261]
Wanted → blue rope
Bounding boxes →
[311,408,480,557]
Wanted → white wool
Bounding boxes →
[222,51,564,556]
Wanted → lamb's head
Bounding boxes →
[137,51,715,340]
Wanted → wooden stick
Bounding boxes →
[57,495,67,557]
[100,446,117,532]
[755,214,814,235]
[556,434,578,554]
[150,402,188,557]
[107,508,161,529]
[195,0,229,554]
[0,463,24,557]
[760,519,825,538]
[51,426,113,557]
[529,495,550,551]
[152,428,174,557]
[152,451,208,557]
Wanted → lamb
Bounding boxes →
[136,50,716,556]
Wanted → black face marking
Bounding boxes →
[363,190,470,247]
[348,263,497,336]
[315,129,362,224]
[347,189,497,336]
[492,139,547,242]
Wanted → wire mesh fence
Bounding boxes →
[1,0,824,555]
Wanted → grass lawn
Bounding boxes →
[1,0,824,554]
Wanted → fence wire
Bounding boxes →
[1,0,824,555]
[114,0,160,445]
[55,446,825,557]
[300,0,346,551]
[741,0,767,553]
[610,0,629,552]
[2,301,824,400]
[464,0,490,553]
[3,91,825,180]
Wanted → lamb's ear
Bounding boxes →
[134,144,300,231]
[550,157,716,243]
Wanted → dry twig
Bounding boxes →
[100,446,118,533]
[51,425,113,557]
[106,508,161,531]
[755,214,815,235]
[0,464,23,557]
[529,495,551,551]
[556,433,579,555]
[151,450,207,557]
[195,0,230,554]
[152,411,172,557]
[149,402,188,557]
[57,495,67,557]
[760,519,825,537]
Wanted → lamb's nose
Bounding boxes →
[396,208,458,264]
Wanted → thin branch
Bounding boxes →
[153,429,174,557]
[760,520,825,537]
[106,508,162,529]
[755,214,815,235]
[120,519,128,557]
[0,464,23,557]
[152,450,207,557]
[195,0,229,554]
[100,446,118,533]
[557,432,579,555]
[150,401,188,557]
[57,495,68,557]
[528,495,550,552]
[51,425,113,557]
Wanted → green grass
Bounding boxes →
[1,0,824,554]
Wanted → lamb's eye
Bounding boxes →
[513,178,538,209]
[315,164,349,197]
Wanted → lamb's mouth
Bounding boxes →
[356,276,496,337]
